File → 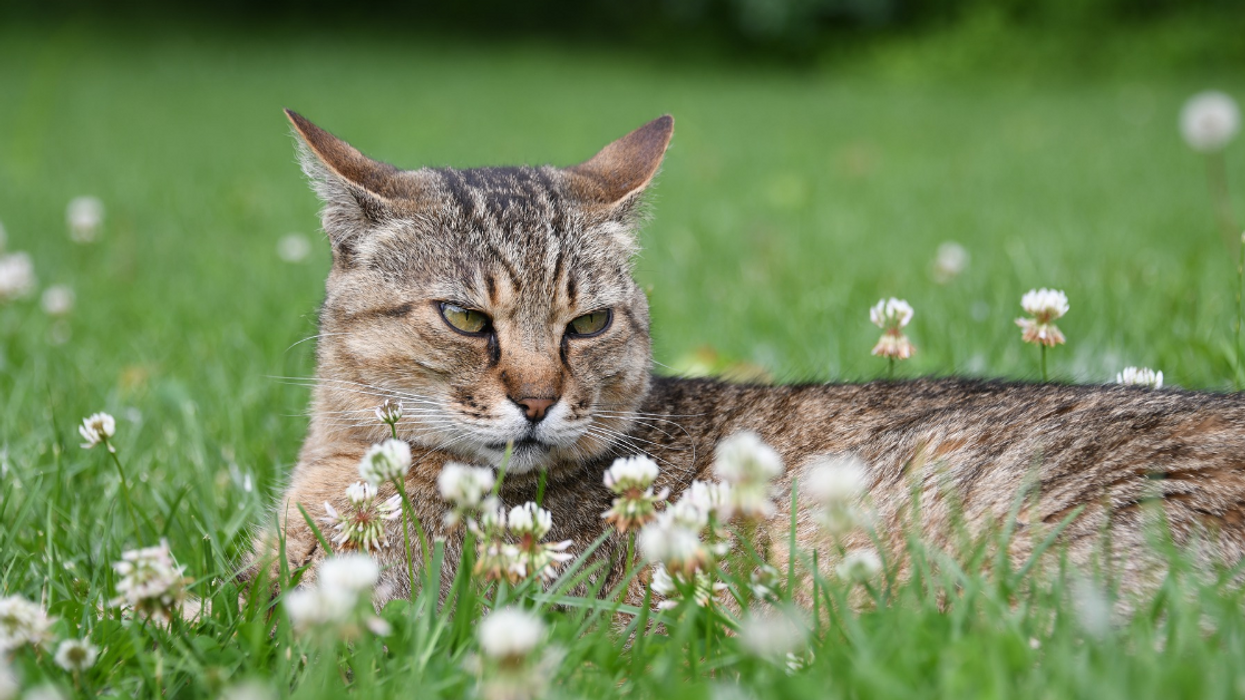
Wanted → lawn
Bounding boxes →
[1,23,1244,699]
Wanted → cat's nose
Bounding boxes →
[515,397,556,422]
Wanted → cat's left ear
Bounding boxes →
[566,115,674,213]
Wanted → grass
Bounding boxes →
[2,22,1245,699]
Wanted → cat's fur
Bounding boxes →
[253,111,1245,604]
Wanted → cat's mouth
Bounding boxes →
[485,436,548,452]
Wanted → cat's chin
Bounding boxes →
[472,439,555,475]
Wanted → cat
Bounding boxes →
[251,110,1245,605]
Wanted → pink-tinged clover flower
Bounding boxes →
[1015,288,1069,347]
[322,482,402,552]
[601,455,669,533]
[870,298,916,360]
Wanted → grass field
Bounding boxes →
[2,23,1245,699]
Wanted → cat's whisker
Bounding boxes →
[285,332,350,352]
[270,375,442,405]
[583,428,681,471]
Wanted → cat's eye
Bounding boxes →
[439,302,491,335]
[567,309,612,338]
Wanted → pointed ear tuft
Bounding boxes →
[567,115,674,209]
[285,109,401,198]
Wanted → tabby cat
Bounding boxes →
[255,110,1245,604]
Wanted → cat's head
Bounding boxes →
[288,111,672,475]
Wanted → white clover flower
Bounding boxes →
[493,502,573,583]
[836,549,883,582]
[650,564,728,610]
[603,455,659,492]
[438,462,496,526]
[666,491,712,531]
[805,456,871,535]
[738,609,810,659]
[78,412,116,452]
[358,439,412,486]
[0,252,35,302]
[374,399,403,426]
[749,565,781,601]
[1180,91,1240,152]
[713,432,783,519]
[66,196,104,243]
[277,233,311,263]
[804,455,867,504]
[1020,288,1069,319]
[318,554,381,594]
[478,607,545,661]
[1116,366,1163,389]
[870,297,914,329]
[54,638,99,672]
[322,482,402,552]
[601,456,669,533]
[870,298,916,360]
[474,540,527,584]
[112,539,189,620]
[1016,288,1069,347]
[785,650,815,674]
[284,585,357,632]
[508,502,553,540]
[932,241,970,283]
[669,479,733,527]
[283,555,389,638]
[0,595,53,651]
[40,285,74,316]
[638,517,709,577]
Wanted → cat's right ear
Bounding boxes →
[285,109,403,254]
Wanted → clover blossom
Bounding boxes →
[1116,366,1163,389]
[870,297,916,360]
[836,548,883,582]
[1180,91,1240,152]
[804,455,870,535]
[54,639,99,673]
[358,439,412,486]
[601,455,669,533]
[738,608,810,660]
[473,501,574,584]
[41,285,74,317]
[0,595,53,651]
[713,431,784,520]
[438,462,496,528]
[638,514,711,578]
[322,482,402,552]
[284,553,388,638]
[474,607,561,700]
[0,252,35,302]
[112,539,189,621]
[1016,288,1069,347]
[78,412,117,452]
[277,233,311,263]
[650,564,728,611]
[374,399,403,429]
[66,196,104,243]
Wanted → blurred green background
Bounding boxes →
[0,5,1243,535]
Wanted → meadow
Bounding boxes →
[1,22,1244,699]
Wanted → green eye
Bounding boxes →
[568,309,612,337]
[439,302,491,335]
